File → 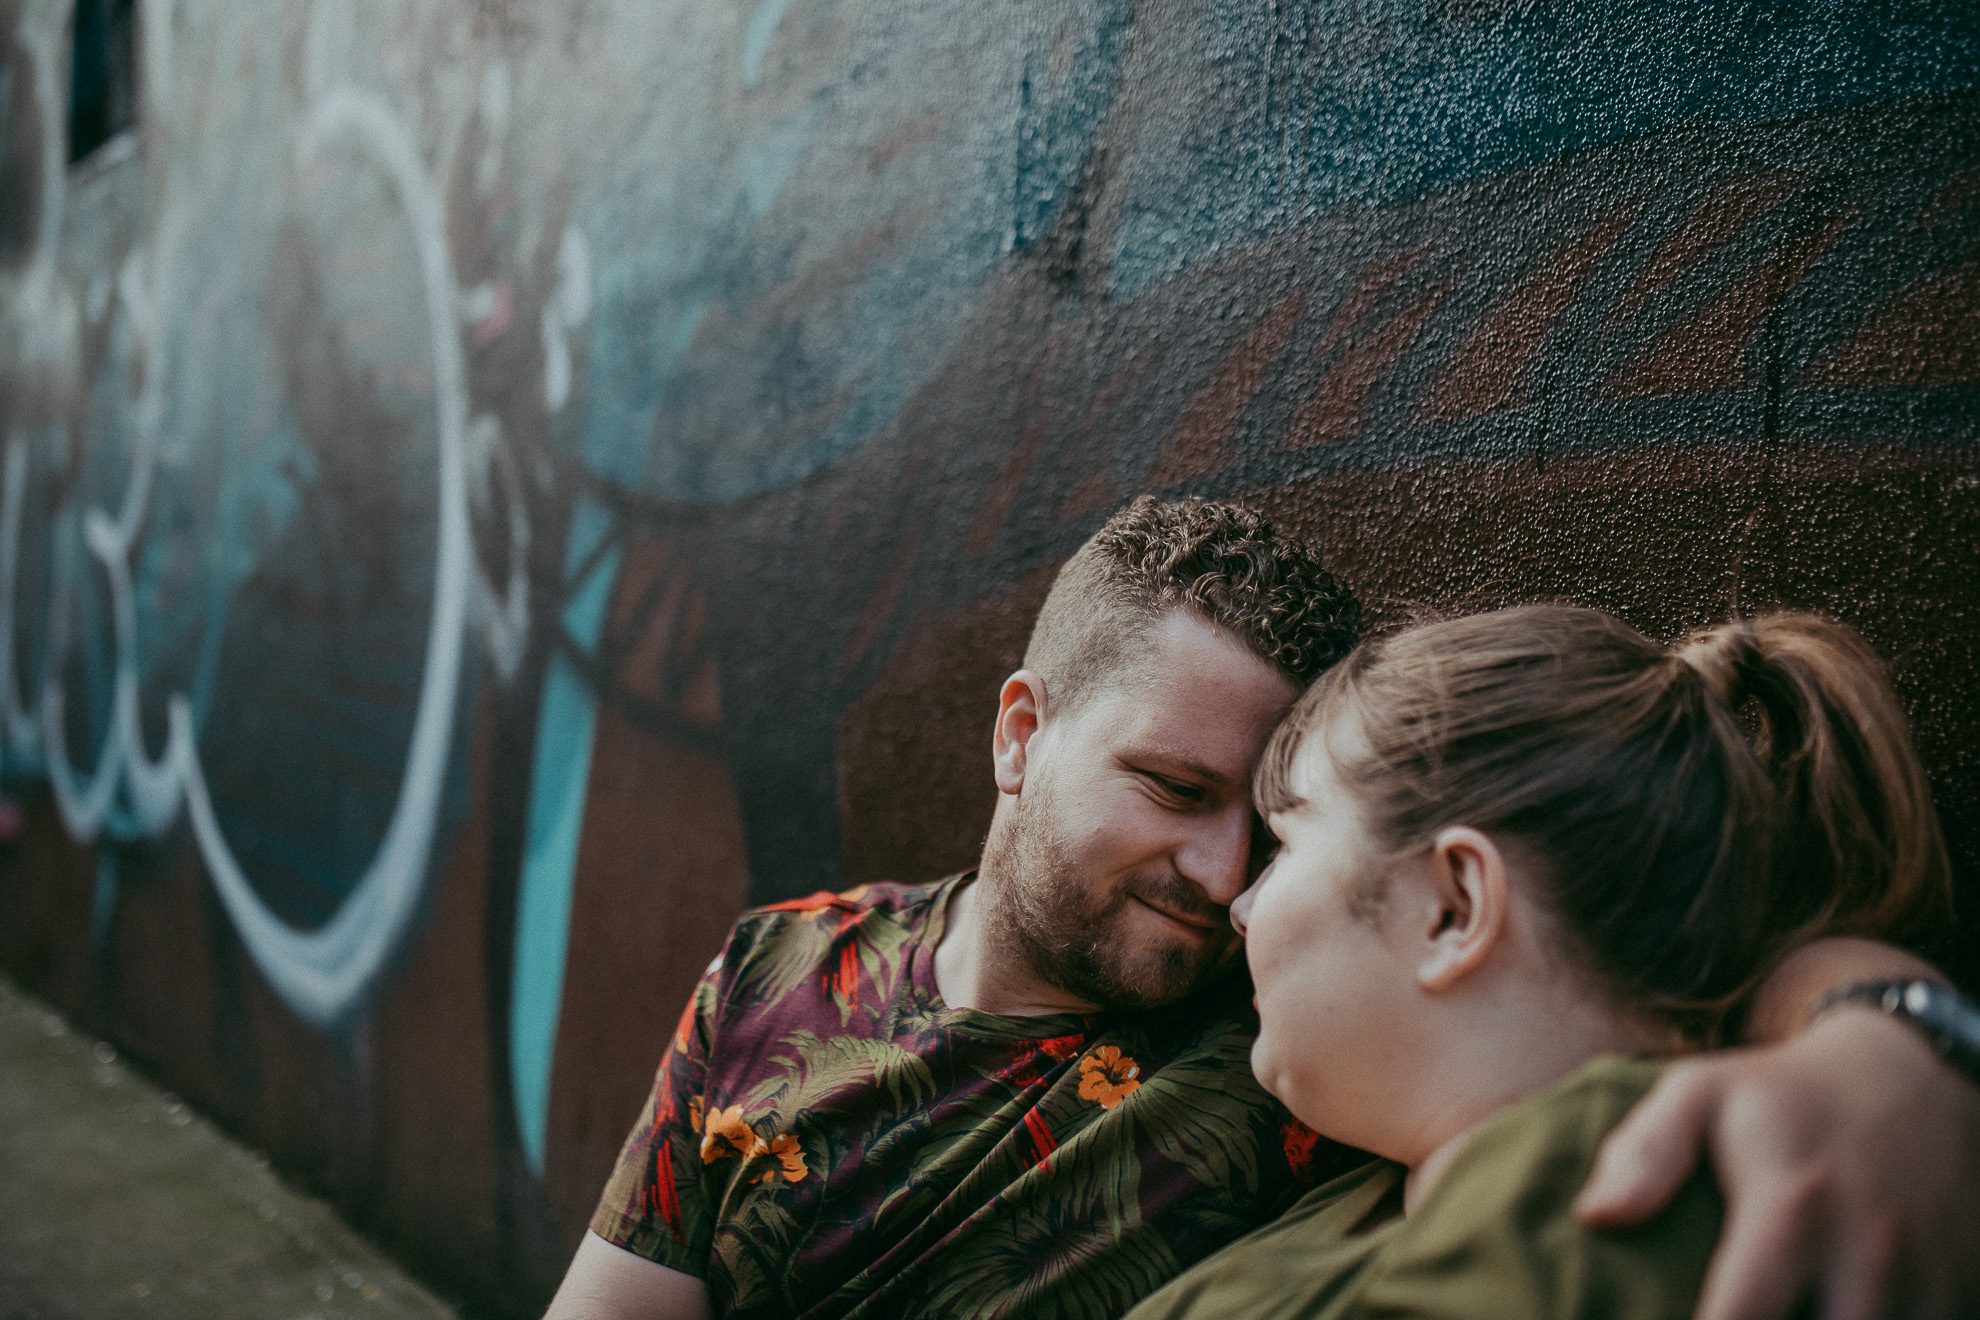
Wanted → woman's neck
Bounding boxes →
[1396,986,1679,1214]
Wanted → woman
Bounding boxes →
[1126,605,1953,1320]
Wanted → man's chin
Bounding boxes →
[1082,940,1239,1012]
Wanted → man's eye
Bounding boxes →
[1247,815,1280,869]
[1149,775,1203,803]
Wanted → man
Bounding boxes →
[549,498,1980,1320]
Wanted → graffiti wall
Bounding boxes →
[1,0,1976,1311]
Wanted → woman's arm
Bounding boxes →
[1576,936,1980,1320]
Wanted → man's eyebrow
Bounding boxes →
[1122,749,1237,787]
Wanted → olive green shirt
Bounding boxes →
[1124,1056,1721,1320]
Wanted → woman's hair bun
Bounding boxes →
[1677,618,1764,709]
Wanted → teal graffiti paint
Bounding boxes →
[90,850,117,951]
[740,0,795,91]
[510,497,621,1174]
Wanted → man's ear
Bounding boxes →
[993,670,1049,796]
[1412,826,1512,993]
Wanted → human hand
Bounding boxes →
[1575,1009,1980,1320]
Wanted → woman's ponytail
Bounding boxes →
[1677,615,1954,954]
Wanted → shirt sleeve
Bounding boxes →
[588,952,725,1275]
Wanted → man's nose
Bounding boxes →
[1174,806,1252,908]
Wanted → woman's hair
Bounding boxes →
[1255,605,1953,1041]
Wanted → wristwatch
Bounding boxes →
[1810,979,1980,1088]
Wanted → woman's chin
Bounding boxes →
[1252,1040,1361,1149]
[1249,1038,1303,1113]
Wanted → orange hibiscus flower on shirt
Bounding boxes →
[700,1104,767,1164]
[750,1133,809,1184]
[1077,1046,1142,1109]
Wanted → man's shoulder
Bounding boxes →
[743,874,958,927]
[709,873,963,988]
[729,874,958,949]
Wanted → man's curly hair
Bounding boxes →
[1024,496,1361,711]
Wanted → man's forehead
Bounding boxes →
[1095,671,1292,778]
[1120,612,1290,693]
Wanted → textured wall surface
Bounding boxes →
[1,0,1976,1312]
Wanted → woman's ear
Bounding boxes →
[992,671,1049,796]
[1413,826,1512,993]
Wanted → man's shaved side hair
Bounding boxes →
[1025,496,1361,713]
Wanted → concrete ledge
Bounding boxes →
[0,976,460,1320]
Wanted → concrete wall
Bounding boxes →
[2,0,1976,1310]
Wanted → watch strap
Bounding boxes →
[1810,978,1980,1089]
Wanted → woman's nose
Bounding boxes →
[1229,869,1267,937]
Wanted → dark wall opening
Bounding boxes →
[67,0,134,165]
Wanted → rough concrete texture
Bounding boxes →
[0,976,459,1320]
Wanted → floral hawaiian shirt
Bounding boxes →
[591,874,1353,1320]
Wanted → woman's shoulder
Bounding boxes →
[1367,1055,1722,1320]
[1121,1158,1404,1320]
[1124,1059,1724,1320]
[1426,1055,1673,1206]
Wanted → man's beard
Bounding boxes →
[980,785,1239,1013]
